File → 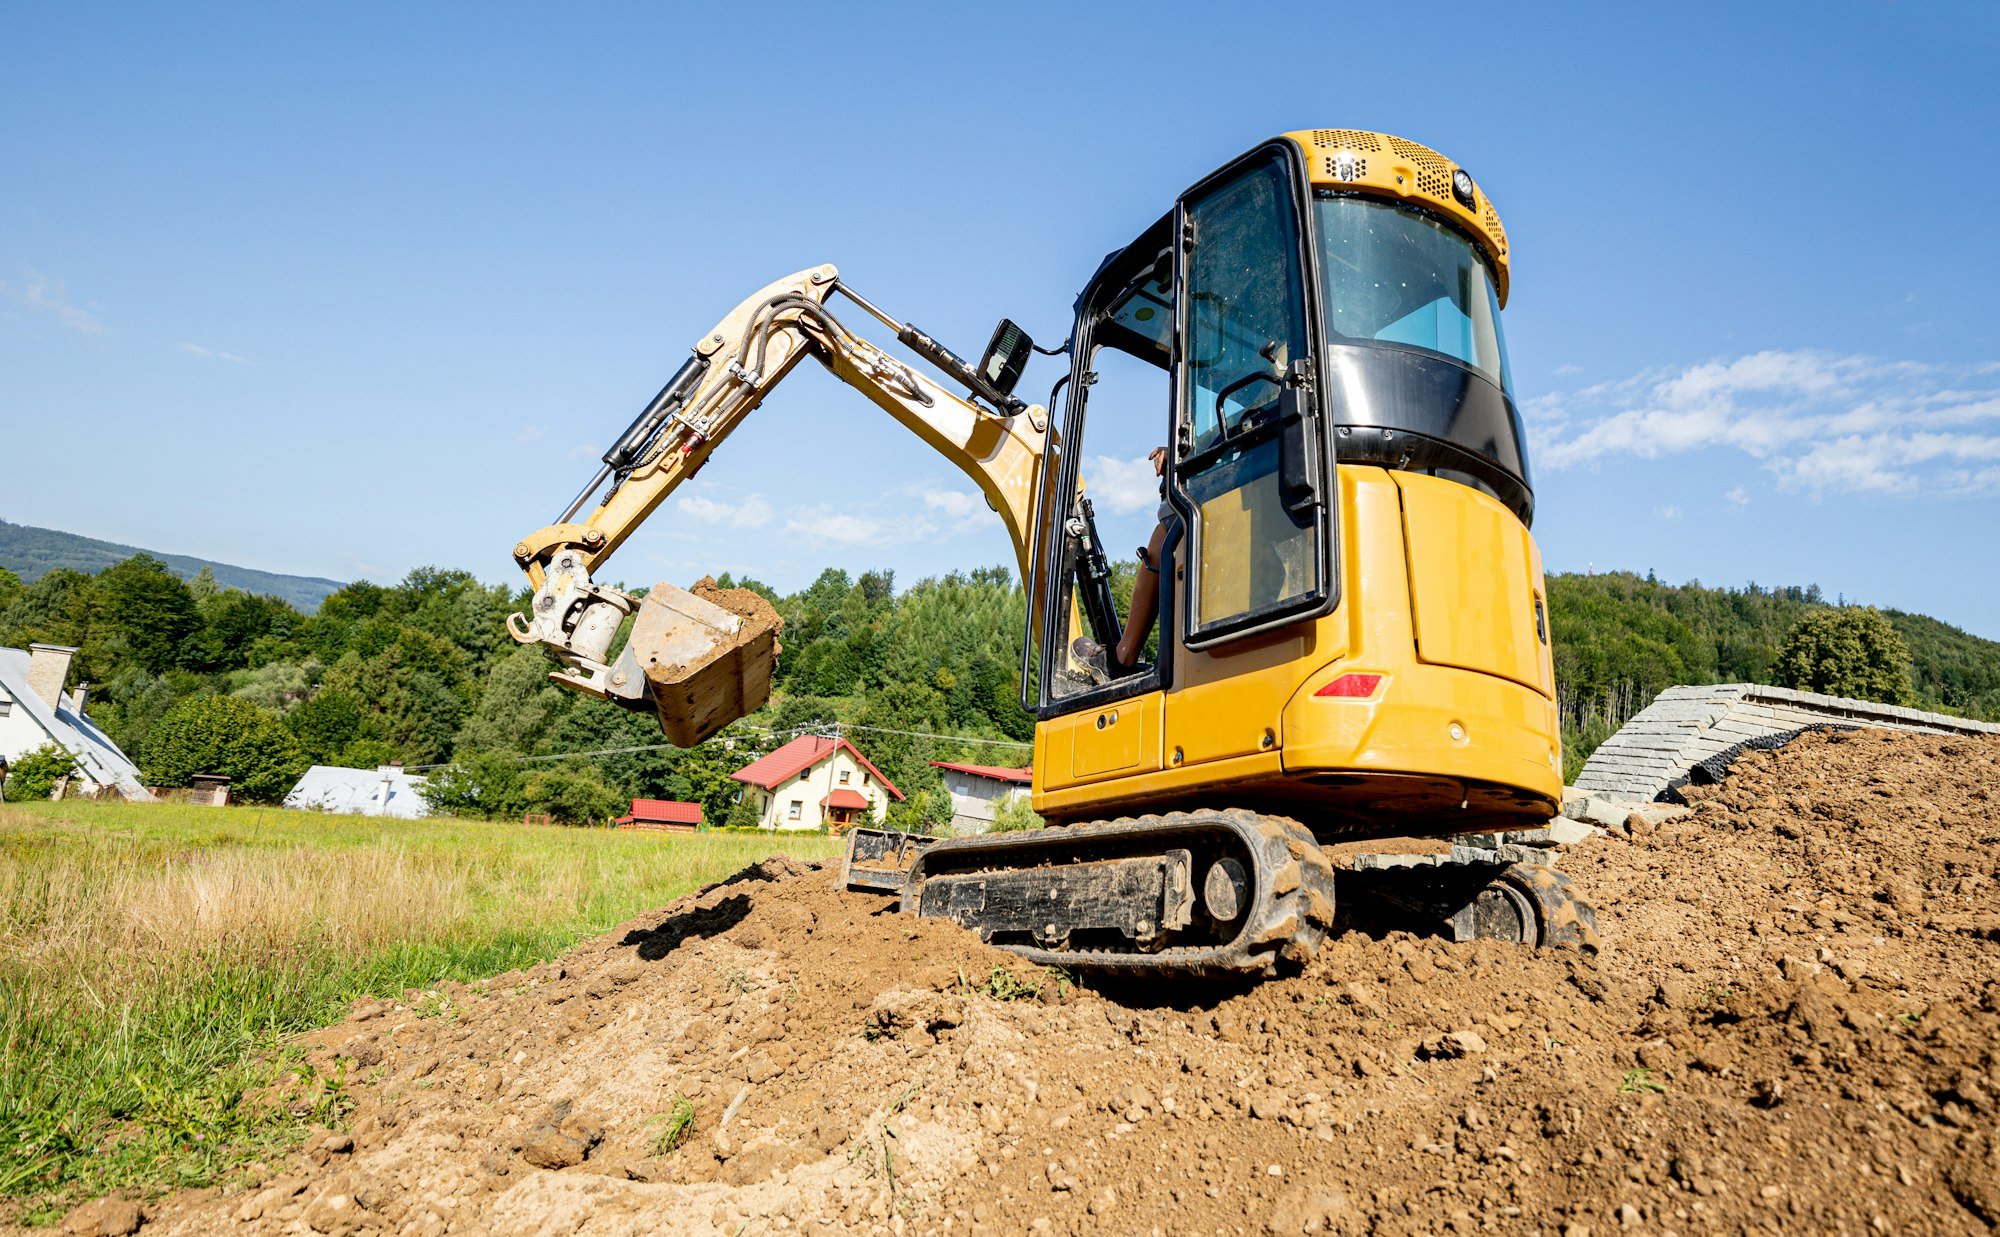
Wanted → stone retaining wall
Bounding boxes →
[1570,683,2000,803]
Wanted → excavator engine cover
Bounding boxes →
[630,583,780,747]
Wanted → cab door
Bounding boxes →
[1163,143,1335,767]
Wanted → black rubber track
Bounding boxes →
[902,809,1337,978]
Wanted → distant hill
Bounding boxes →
[0,519,345,613]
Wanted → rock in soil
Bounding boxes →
[120,731,2000,1235]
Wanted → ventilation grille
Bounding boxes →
[1312,129,1382,152]
[1387,135,1450,170]
[1322,154,1367,183]
[1483,203,1508,255]
[1387,136,1454,202]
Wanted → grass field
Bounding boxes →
[0,800,841,1225]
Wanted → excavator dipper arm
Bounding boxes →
[505,264,1050,724]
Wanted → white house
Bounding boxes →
[929,760,1032,834]
[284,764,430,818]
[0,643,151,801]
[728,734,903,832]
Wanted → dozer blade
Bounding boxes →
[626,583,780,747]
[841,826,941,894]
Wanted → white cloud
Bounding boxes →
[515,424,547,445]
[565,441,600,461]
[1,269,105,335]
[1532,350,2000,497]
[1655,504,1682,521]
[920,488,984,520]
[176,342,250,364]
[784,506,885,546]
[1083,453,1161,516]
[678,492,774,529]
[1724,484,1750,511]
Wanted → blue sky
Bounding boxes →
[3,2,1997,636]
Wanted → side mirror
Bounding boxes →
[977,319,1034,399]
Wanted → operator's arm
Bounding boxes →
[506,264,1051,702]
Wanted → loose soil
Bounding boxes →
[689,578,781,647]
[93,730,2000,1235]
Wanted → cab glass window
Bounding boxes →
[1177,153,1321,636]
[1315,194,1511,395]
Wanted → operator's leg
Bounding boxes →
[1115,518,1171,670]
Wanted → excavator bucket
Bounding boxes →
[627,581,782,747]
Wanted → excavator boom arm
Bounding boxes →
[506,264,1050,722]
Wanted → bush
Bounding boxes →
[141,695,306,802]
[4,743,78,801]
[1775,607,1916,706]
[989,794,1044,833]
[885,787,954,835]
[721,795,762,830]
[520,763,626,826]
[419,750,536,820]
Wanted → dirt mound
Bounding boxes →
[120,730,2000,1235]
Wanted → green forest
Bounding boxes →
[3,555,1995,816]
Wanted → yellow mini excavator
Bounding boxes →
[507,129,1593,977]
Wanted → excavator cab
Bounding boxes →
[507,129,1582,977]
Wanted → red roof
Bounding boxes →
[616,798,703,825]
[930,760,1033,784]
[730,735,905,800]
[825,788,871,811]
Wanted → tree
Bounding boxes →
[454,645,574,755]
[421,750,527,820]
[521,762,626,825]
[721,795,761,830]
[1774,607,1916,706]
[93,555,201,674]
[143,694,306,802]
[854,681,950,802]
[4,743,77,801]
[677,737,750,824]
[285,690,368,764]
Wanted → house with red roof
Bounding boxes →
[729,734,903,833]
[614,798,703,833]
[929,760,1032,834]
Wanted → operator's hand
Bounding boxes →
[1149,446,1168,477]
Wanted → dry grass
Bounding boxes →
[0,800,840,1222]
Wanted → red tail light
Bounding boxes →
[1315,673,1383,699]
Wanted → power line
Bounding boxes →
[829,723,1032,750]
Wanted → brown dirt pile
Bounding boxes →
[119,730,2000,1235]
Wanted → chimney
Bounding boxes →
[26,644,76,710]
[70,683,89,716]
